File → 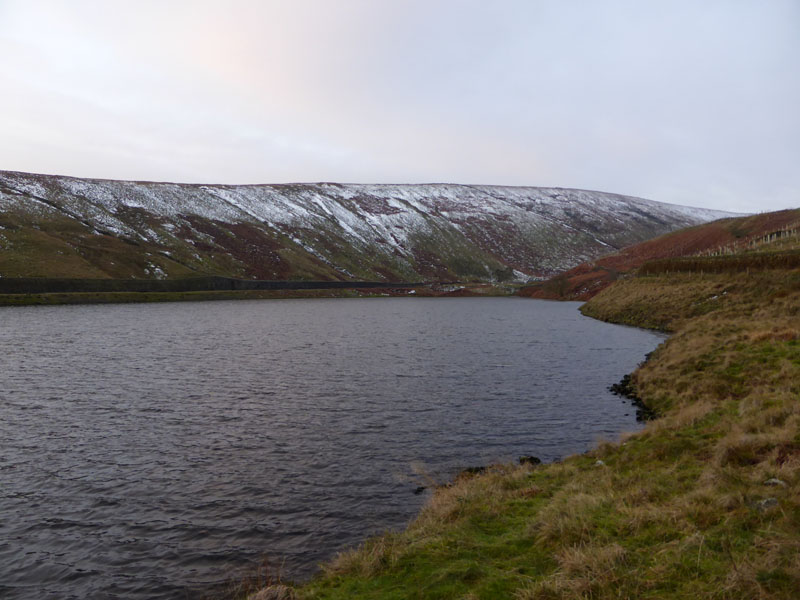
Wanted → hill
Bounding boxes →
[0,170,731,283]
[520,209,800,300]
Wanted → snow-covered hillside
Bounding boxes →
[0,170,734,281]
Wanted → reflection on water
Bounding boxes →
[0,297,664,599]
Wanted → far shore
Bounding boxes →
[0,281,521,307]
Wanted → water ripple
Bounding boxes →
[0,298,664,599]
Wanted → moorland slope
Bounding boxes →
[520,209,799,300]
[0,170,730,284]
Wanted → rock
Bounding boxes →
[756,497,778,511]
[413,486,426,495]
[595,460,605,466]
[519,455,542,466]
[608,374,657,421]
[764,478,787,487]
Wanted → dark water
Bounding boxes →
[0,297,664,599]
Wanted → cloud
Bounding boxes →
[0,0,797,212]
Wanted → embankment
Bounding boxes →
[273,264,800,599]
[0,277,423,306]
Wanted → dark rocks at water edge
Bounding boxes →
[608,374,636,397]
[609,374,657,421]
[519,455,542,466]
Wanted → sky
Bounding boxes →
[0,1,798,213]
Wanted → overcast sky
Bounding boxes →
[0,1,798,213]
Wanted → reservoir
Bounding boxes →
[0,297,665,599]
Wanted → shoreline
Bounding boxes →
[0,282,518,307]
[210,304,667,600]
[267,266,800,599]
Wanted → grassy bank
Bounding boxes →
[255,265,800,599]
